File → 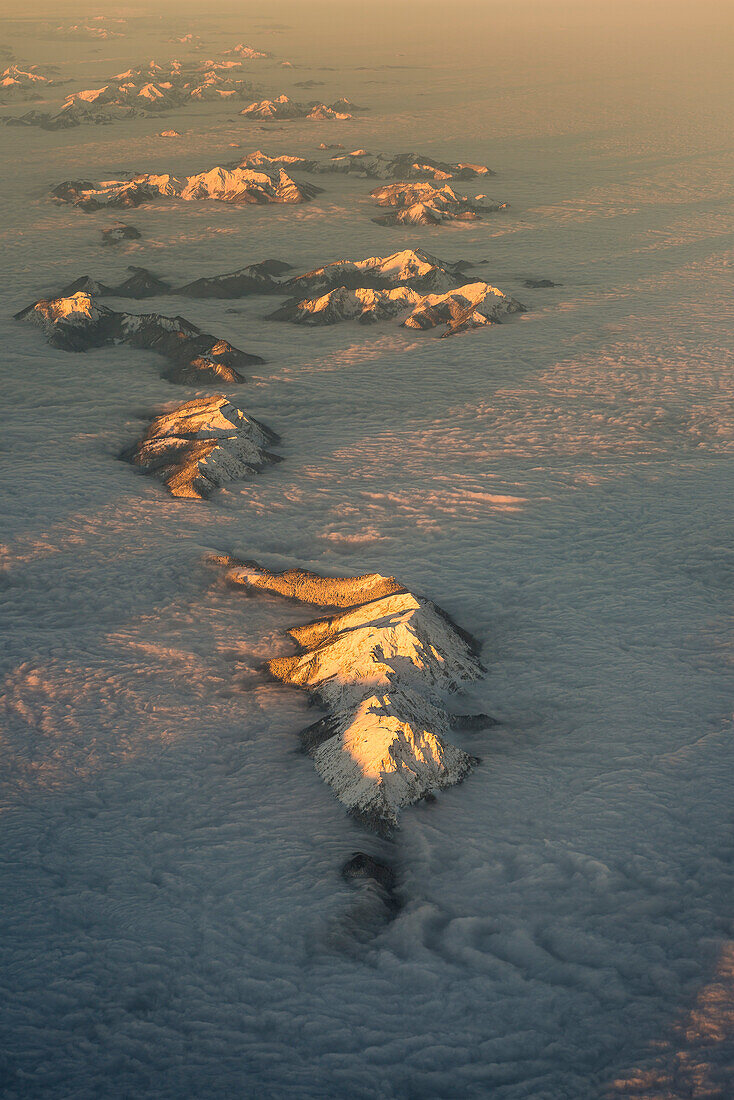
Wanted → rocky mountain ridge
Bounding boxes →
[15,292,261,384]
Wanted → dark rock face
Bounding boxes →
[334,851,403,945]
[58,270,170,299]
[299,714,339,754]
[178,261,290,299]
[523,278,560,288]
[105,267,172,298]
[15,292,263,384]
[101,225,141,246]
[55,263,293,302]
[51,180,97,202]
[6,110,83,130]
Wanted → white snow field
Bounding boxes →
[0,2,732,1098]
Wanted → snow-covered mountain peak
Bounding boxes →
[223,563,484,834]
[123,396,279,500]
[24,291,102,333]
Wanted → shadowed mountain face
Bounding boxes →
[101,224,141,246]
[221,562,484,836]
[178,260,295,298]
[312,150,494,179]
[122,396,280,500]
[15,292,261,384]
[51,167,323,211]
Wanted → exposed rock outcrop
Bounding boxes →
[221,562,484,835]
[123,395,279,499]
[101,224,141,246]
[15,292,261,384]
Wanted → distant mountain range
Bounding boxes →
[235,148,492,179]
[240,94,365,120]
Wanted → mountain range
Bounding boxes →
[240,94,364,120]
[15,292,261,384]
[4,57,264,129]
[51,166,322,210]
[271,280,525,335]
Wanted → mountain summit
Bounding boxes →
[222,563,484,835]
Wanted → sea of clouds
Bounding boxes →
[1,4,732,1097]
